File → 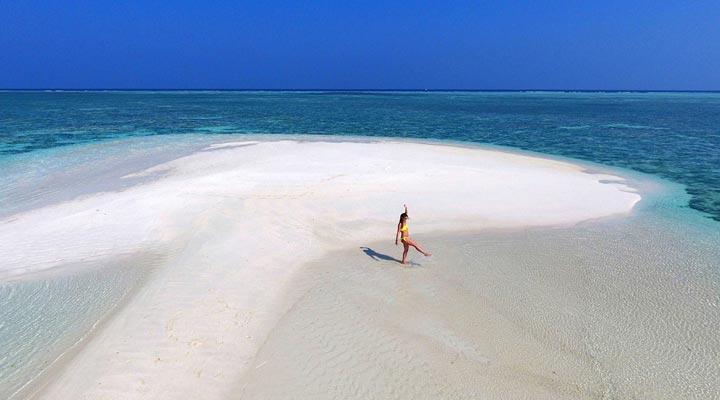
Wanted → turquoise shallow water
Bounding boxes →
[1,91,719,221]
[0,261,153,399]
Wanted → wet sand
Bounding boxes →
[237,217,720,399]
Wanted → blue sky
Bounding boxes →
[1,0,718,90]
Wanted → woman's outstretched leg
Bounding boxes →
[408,239,431,257]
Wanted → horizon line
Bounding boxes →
[1,88,720,93]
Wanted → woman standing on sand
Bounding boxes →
[395,204,431,264]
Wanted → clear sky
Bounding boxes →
[1,0,718,90]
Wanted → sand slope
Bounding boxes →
[0,139,640,399]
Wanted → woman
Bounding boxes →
[395,204,431,264]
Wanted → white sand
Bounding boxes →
[0,139,641,399]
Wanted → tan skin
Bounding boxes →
[395,204,431,264]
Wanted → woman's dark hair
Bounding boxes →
[398,213,408,224]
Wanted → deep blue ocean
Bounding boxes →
[1,91,719,221]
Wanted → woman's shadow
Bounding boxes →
[360,247,402,263]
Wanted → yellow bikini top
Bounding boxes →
[400,224,408,232]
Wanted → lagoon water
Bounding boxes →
[2,91,719,220]
[0,91,719,399]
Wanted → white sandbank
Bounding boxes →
[0,139,641,399]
